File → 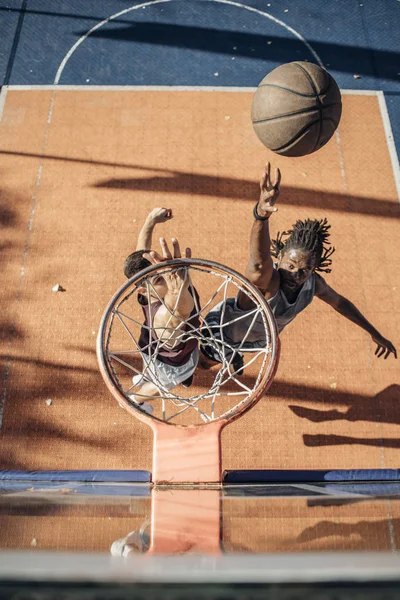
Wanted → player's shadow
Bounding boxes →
[288,384,400,425]
[93,176,399,220]
[81,22,399,84]
[296,518,400,549]
[303,434,400,449]
[0,150,397,220]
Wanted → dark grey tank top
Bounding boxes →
[268,270,316,332]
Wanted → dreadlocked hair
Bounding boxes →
[271,218,335,273]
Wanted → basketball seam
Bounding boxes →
[293,62,332,97]
[252,103,339,124]
[293,63,323,153]
[271,119,321,152]
[257,83,319,98]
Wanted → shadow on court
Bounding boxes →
[297,518,400,548]
[1,4,399,82]
[80,21,400,84]
[0,150,398,219]
[288,384,400,425]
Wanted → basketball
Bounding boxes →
[251,62,342,157]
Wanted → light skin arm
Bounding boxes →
[238,163,281,309]
[144,238,194,334]
[315,274,397,359]
[136,207,173,251]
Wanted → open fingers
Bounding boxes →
[376,345,386,358]
[265,162,271,187]
[159,237,172,259]
[273,167,281,190]
[143,250,162,264]
[171,238,182,259]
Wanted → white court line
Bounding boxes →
[53,0,323,85]
[6,85,382,94]
[0,85,57,429]
[0,85,8,121]
[7,85,258,92]
[340,89,379,95]
[377,91,400,202]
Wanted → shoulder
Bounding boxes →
[262,267,281,300]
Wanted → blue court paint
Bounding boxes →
[0,0,398,156]
[224,469,400,483]
[0,469,151,482]
[0,0,25,86]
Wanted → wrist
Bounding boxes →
[253,202,271,221]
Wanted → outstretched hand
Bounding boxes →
[144,237,191,294]
[372,334,397,360]
[256,162,281,218]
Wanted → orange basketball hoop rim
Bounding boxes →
[97,258,280,486]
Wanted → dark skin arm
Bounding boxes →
[315,274,397,359]
[238,162,281,310]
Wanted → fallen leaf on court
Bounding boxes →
[330,382,337,389]
[52,284,65,292]
[284,8,289,12]
[353,74,361,79]
[225,116,231,120]
[267,41,272,45]
[45,399,52,406]
[214,72,219,77]
[27,488,35,492]
[301,172,308,177]
[31,538,38,547]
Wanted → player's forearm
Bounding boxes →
[136,218,156,251]
[246,218,273,275]
[164,290,194,322]
[334,296,381,337]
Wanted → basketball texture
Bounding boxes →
[251,62,342,157]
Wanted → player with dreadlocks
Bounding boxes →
[200,162,396,372]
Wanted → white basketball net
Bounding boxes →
[102,261,277,424]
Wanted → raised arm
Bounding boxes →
[315,274,397,359]
[238,163,281,309]
[144,238,194,337]
[136,207,173,251]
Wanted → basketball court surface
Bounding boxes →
[1,0,400,596]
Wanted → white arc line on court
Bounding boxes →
[54,0,323,85]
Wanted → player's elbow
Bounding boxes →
[246,261,273,287]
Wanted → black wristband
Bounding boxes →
[253,202,270,221]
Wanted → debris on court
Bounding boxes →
[330,382,337,389]
[353,74,361,79]
[45,399,52,406]
[52,284,66,292]
[31,538,38,547]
